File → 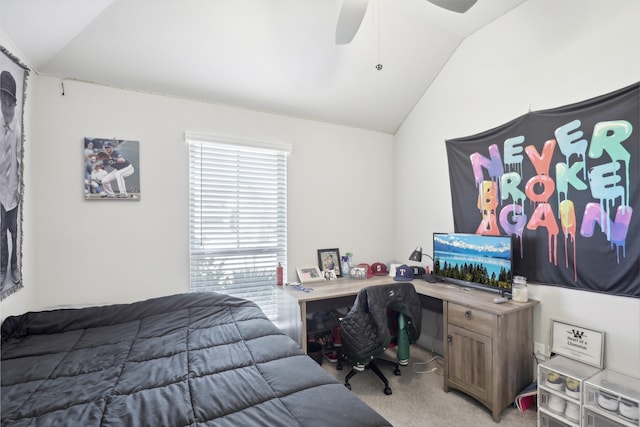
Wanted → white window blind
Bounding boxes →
[187,134,289,320]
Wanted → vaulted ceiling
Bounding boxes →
[0,0,526,134]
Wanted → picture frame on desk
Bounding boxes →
[349,266,367,280]
[323,270,338,280]
[317,248,342,277]
[296,266,325,283]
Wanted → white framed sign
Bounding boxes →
[550,319,605,368]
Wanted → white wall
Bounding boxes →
[395,0,640,377]
[0,75,395,318]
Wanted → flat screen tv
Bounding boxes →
[432,232,513,295]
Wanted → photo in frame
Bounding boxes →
[317,248,342,277]
[296,266,325,283]
[1,46,29,301]
[323,269,338,280]
[84,137,141,200]
[349,266,367,280]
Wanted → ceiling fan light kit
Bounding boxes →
[335,0,370,45]
[335,0,477,47]
[427,0,478,14]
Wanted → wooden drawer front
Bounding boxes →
[448,302,494,336]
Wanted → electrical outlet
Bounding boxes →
[534,342,546,357]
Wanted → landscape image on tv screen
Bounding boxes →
[433,233,513,291]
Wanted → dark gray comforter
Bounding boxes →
[1,293,390,426]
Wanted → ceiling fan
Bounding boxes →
[335,0,478,45]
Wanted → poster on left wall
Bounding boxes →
[84,137,141,200]
[1,46,29,301]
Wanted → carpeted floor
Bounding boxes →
[320,345,538,426]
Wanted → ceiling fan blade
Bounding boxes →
[427,0,478,13]
[335,0,369,45]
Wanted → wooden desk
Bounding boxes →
[285,276,394,352]
[285,276,539,422]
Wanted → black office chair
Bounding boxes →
[337,282,422,395]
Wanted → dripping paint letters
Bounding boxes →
[446,83,639,297]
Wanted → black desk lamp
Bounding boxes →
[409,246,437,283]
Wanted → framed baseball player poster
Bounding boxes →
[84,137,141,200]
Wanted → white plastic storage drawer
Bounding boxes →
[584,369,640,427]
[539,390,581,425]
[583,407,625,427]
[538,355,602,426]
[539,356,601,404]
[539,410,572,427]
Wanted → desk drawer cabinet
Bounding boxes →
[447,323,493,402]
[444,299,535,422]
[448,302,494,336]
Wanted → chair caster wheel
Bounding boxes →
[384,387,392,395]
[394,368,401,376]
[345,383,351,390]
[336,364,343,371]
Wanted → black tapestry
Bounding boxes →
[445,83,639,298]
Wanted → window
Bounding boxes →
[187,133,290,320]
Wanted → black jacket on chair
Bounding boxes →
[340,282,422,366]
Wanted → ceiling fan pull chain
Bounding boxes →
[375,0,383,71]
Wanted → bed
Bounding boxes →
[1,292,390,426]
